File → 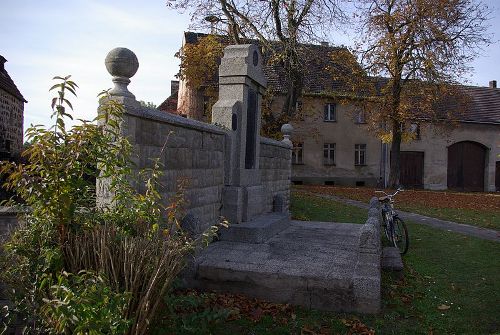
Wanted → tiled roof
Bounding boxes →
[0,55,27,102]
[178,32,500,125]
[183,32,355,95]
[459,86,500,124]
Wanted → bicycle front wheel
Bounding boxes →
[392,217,409,255]
[382,209,392,242]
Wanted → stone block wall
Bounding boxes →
[114,105,292,227]
[259,137,292,214]
[122,107,226,229]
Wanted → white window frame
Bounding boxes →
[323,143,336,165]
[292,142,304,165]
[410,123,421,140]
[324,103,336,122]
[355,109,366,124]
[355,144,367,166]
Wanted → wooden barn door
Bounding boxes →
[447,141,486,192]
[400,151,424,189]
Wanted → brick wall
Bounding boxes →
[0,88,24,156]
[259,138,292,213]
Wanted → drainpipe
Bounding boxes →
[380,140,388,188]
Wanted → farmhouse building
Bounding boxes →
[160,32,500,192]
[0,55,25,160]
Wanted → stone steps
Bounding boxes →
[218,212,290,243]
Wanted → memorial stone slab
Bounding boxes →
[212,44,267,224]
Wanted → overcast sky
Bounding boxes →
[2,0,499,133]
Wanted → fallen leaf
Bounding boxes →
[301,326,318,335]
[437,304,450,311]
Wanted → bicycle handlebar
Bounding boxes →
[375,187,404,199]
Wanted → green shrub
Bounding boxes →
[0,76,222,334]
[41,271,131,334]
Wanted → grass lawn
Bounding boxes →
[154,192,500,334]
[296,185,500,231]
[290,192,368,223]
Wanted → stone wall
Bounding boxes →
[0,88,24,157]
[0,207,18,240]
[100,46,292,229]
[122,106,226,229]
[118,105,293,227]
[259,137,292,213]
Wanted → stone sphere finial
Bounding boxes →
[105,47,139,99]
[281,123,293,146]
[105,47,139,78]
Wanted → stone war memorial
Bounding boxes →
[100,44,382,313]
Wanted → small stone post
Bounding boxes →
[212,44,267,223]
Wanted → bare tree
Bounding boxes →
[354,0,491,188]
[167,0,347,116]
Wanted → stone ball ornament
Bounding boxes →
[281,123,293,136]
[281,123,293,145]
[105,47,139,79]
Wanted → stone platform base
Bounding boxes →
[185,219,381,313]
[381,247,404,271]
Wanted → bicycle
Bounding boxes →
[375,188,409,255]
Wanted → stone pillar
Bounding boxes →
[97,47,140,207]
[212,44,267,224]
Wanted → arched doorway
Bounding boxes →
[447,141,487,192]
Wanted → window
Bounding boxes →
[324,103,336,122]
[355,110,366,124]
[323,143,335,165]
[295,100,303,112]
[410,123,421,140]
[355,144,366,166]
[292,142,303,164]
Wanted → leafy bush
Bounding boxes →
[0,76,221,334]
[41,271,131,334]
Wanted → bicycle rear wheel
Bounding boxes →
[392,217,409,255]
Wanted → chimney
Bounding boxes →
[171,80,179,95]
[320,41,329,47]
[0,55,6,71]
[489,80,497,88]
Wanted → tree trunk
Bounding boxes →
[281,52,304,116]
[388,76,402,188]
[388,119,402,188]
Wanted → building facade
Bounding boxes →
[289,97,499,192]
[0,55,26,160]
